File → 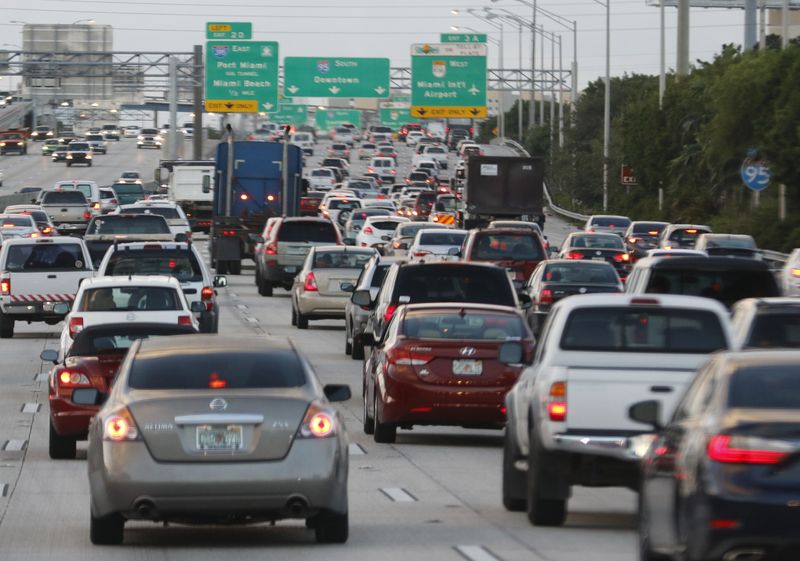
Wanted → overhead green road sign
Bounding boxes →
[284,57,390,98]
[379,107,410,128]
[315,109,362,131]
[269,104,309,126]
[206,22,252,40]
[205,41,279,113]
[411,43,487,119]
[441,33,487,43]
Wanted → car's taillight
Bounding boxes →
[264,242,278,255]
[303,272,318,292]
[83,211,91,220]
[414,250,430,257]
[613,253,630,262]
[547,382,567,422]
[363,226,374,234]
[68,316,84,338]
[539,288,553,304]
[0,278,9,295]
[178,315,193,326]
[628,237,638,244]
[296,402,337,439]
[566,251,584,260]
[384,304,397,323]
[201,286,214,300]
[387,348,434,366]
[707,435,793,465]
[57,369,91,387]
[103,407,140,441]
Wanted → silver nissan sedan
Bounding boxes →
[85,335,351,545]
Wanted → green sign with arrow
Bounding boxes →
[283,57,390,98]
[315,109,362,131]
[379,107,410,128]
[205,41,279,113]
[269,104,309,126]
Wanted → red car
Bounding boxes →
[461,228,548,288]
[44,322,196,459]
[363,303,535,443]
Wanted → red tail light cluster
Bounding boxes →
[547,382,567,422]
[0,278,9,295]
[707,435,791,465]
[384,304,397,323]
[303,272,318,292]
[220,229,237,236]
[264,242,278,255]
[612,253,631,263]
[178,315,193,326]
[68,316,84,338]
[538,288,553,304]
[566,251,584,260]
[57,369,91,387]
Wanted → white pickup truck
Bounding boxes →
[502,293,732,526]
[0,237,94,338]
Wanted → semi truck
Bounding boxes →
[460,156,544,229]
[209,133,303,275]
[156,159,215,233]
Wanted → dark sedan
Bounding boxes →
[559,232,631,280]
[632,350,800,561]
[624,221,669,262]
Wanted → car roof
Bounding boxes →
[400,302,524,315]
[589,214,630,220]
[635,255,770,270]
[738,297,800,310]
[82,275,181,288]
[137,334,296,354]
[417,228,467,236]
[1,236,81,246]
[665,223,711,230]
[712,349,800,371]
[550,292,730,314]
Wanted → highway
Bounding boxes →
[0,137,636,561]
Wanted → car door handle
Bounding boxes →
[650,386,673,393]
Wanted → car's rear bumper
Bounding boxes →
[50,395,98,438]
[89,437,348,519]
[297,293,349,317]
[1,300,69,321]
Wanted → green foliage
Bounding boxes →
[544,38,800,252]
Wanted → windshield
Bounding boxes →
[87,215,170,235]
[78,286,181,311]
[418,232,466,246]
[1,216,33,228]
[395,265,515,306]
[120,207,181,219]
[42,191,87,204]
[398,223,445,237]
[312,169,332,177]
[571,234,625,250]
[56,183,94,199]
[104,249,202,282]
[645,268,778,305]
[544,263,620,284]
[728,365,800,409]
[402,310,526,341]
[4,243,89,272]
[277,221,338,243]
[69,327,192,357]
[591,217,630,228]
[313,250,374,269]
[69,143,90,151]
[472,234,544,260]
[121,172,139,179]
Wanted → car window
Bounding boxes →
[79,286,181,311]
[128,349,305,389]
[402,310,525,341]
[1,216,33,227]
[418,232,466,245]
[632,223,666,235]
[395,265,515,306]
[4,244,88,272]
[120,207,181,219]
[372,220,402,231]
[57,183,95,199]
[313,251,373,269]
[328,199,361,210]
[728,364,800,409]
[69,143,90,151]
[42,191,87,204]
[591,217,630,228]
[312,169,332,177]
[544,263,619,284]
[746,313,800,348]
[472,234,544,260]
[277,221,338,243]
[69,327,191,357]
[645,268,778,304]
[571,234,624,250]
[560,307,727,353]
[87,215,170,234]
[104,249,202,282]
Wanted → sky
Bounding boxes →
[0,0,767,91]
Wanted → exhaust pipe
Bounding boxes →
[722,549,766,561]
[285,496,309,518]
[133,499,157,519]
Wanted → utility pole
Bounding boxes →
[539,31,545,127]
[518,22,524,141]
[530,0,537,130]
[744,0,758,50]
[602,0,610,212]
[783,0,790,48]
[659,0,666,107]
[558,35,564,148]
[677,0,690,76]
[167,56,178,160]
[192,44,203,160]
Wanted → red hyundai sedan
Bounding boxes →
[362,303,535,443]
[44,322,196,459]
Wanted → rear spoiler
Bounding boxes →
[85,234,175,242]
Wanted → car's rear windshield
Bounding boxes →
[417,193,437,204]
[668,228,708,246]
[322,159,343,167]
[4,243,89,272]
[745,313,800,348]
[121,172,139,179]
[419,232,466,245]
[352,210,390,221]
[409,173,428,180]
[69,327,193,357]
[1,216,33,227]
[372,220,402,231]
[571,234,624,250]
[121,207,181,219]
[631,223,666,235]
[312,169,332,177]
[705,237,757,249]
[87,215,170,234]
[42,191,87,204]
[591,217,630,227]
[328,199,361,210]
[472,233,544,261]
[104,249,202,282]
[314,250,373,269]
[129,349,305,389]
[79,286,181,311]
[15,211,49,223]
[425,147,446,153]
[56,183,94,199]
[544,262,619,284]
[331,143,348,149]
[277,221,338,243]
[86,135,104,141]
[403,310,525,341]
[398,223,444,237]
[560,307,726,353]
[728,364,800,409]
[645,268,778,305]
[395,265,515,306]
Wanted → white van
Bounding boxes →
[368,157,398,184]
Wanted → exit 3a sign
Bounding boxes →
[620,165,638,185]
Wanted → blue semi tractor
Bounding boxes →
[209,138,303,274]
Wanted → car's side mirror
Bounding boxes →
[175,233,188,243]
[40,349,59,364]
[202,175,211,194]
[518,293,532,310]
[53,302,71,315]
[447,247,461,257]
[398,242,409,250]
[381,235,391,241]
[71,388,107,406]
[628,400,662,430]
[352,289,372,307]
[323,384,352,402]
[340,282,355,293]
[190,301,205,313]
[213,275,227,288]
[498,342,523,364]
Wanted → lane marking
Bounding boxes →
[348,443,366,456]
[245,316,259,324]
[3,440,27,452]
[21,403,41,414]
[380,487,417,502]
[454,546,503,561]
[236,304,248,310]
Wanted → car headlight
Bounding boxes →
[66,154,73,159]
[86,154,92,159]
[47,132,53,136]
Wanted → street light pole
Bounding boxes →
[659,0,666,107]
[531,0,537,131]
[677,0,690,76]
[783,0,790,48]
[518,22,524,141]
[603,0,610,212]
[467,9,506,140]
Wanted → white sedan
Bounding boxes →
[407,228,468,262]
[355,216,409,249]
[113,201,191,240]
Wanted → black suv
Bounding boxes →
[353,262,526,342]
[66,141,92,167]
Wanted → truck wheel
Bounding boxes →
[49,421,76,460]
[229,260,242,275]
[216,261,228,275]
[297,311,309,330]
[526,428,568,526]
[373,392,396,443]
[502,427,527,511]
[90,511,125,545]
[0,313,14,338]
[258,276,273,297]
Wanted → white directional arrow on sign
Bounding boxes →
[329,86,341,94]
[286,85,299,94]
[374,86,386,95]
[468,84,480,95]
[262,102,274,111]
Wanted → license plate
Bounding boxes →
[196,425,242,451]
[592,257,606,261]
[287,247,307,255]
[284,266,296,273]
[453,359,482,376]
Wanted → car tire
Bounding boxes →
[351,336,364,360]
[362,383,375,435]
[526,428,568,527]
[373,392,396,443]
[345,322,353,355]
[291,305,297,326]
[49,421,77,460]
[314,510,348,544]
[90,511,125,545]
[297,311,309,330]
[67,162,72,167]
[229,260,242,275]
[0,312,14,338]
[258,275,273,297]
[502,427,527,512]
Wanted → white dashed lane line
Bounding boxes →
[20,404,40,414]
[379,487,417,503]
[454,545,504,561]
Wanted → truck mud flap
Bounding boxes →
[213,236,241,260]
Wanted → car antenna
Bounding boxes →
[458,307,466,318]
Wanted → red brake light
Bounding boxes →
[613,253,630,262]
[201,287,214,301]
[363,226,374,234]
[297,402,337,438]
[384,304,397,323]
[303,271,318,292]
[707,435,791,465]
[265,242,277,255]
[539,288,553,304]
[68,316,84,338]
[58,369,91,387]
[83,211,91,220]
[566,251,584,260]
[208,373,227,389]
[178,315,193,326]
[0,278,9,295]
[547,382,567,422]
